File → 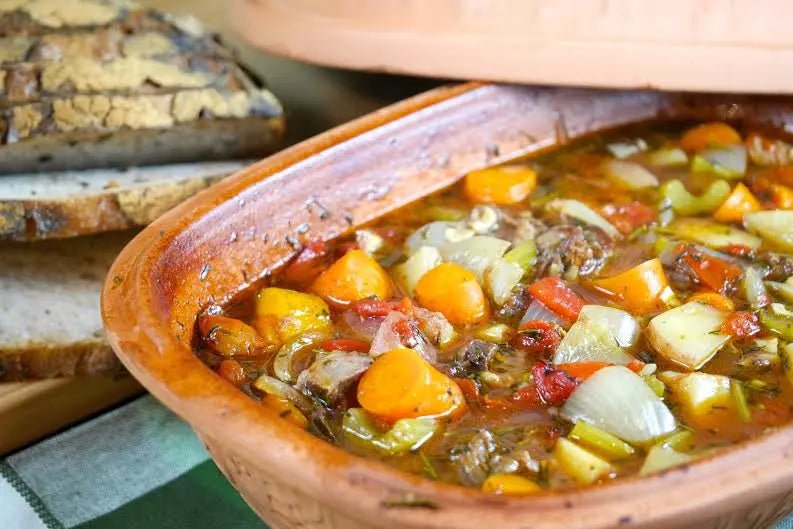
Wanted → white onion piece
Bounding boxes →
[579,305,640,348]
[369,311,437,362]
[552,318,633,365]
[439,235,511,281]
[253,374,315,416]
[341,310,383,340]
[484,257,524,305]
[602,159,659,190]
[606,138,647,159]
[701,145,747,177]
[519,299,567,327]
[370,311,405,357]
[272,332,326,384]
[404,221,473,254]
[546,199,621,239]
[561,366,677,444]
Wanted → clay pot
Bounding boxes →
[102,84,793,529]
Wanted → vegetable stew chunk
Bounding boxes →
[196,121,793,493]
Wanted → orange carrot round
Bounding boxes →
[680,122,742,152]
[464,166,537,205]
[311,249,392,305]
[415,262,488,325]
[357,348,465,421]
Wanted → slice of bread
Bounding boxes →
[0,160,248,240]
[0,0,285,174]
[0,230,136,381]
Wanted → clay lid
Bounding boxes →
[231,0,793,94]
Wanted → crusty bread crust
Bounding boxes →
[0,340,122,381]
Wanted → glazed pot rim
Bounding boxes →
[102,83,793,529]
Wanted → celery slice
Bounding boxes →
[569,421,635,460]
[730,380,752,423]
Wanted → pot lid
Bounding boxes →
[231,0,793,94]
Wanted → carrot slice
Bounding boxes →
[592,258,673,315]
[528,277,584,321]
[464,166,537,205]
[713,183,762,223]
[556,361,611,381]
[680,122,741,152]
[311,249,392,305]
[357,348,465,421]
[415,262,488,325]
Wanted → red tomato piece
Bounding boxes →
[528,277,585,321]
[281,240,333,287]
[351,298,397,318]
[321,338,371,353]
[681,247,743,294]
[627,359,646,373]
[532,361,579,407]
[393,318,423,349]
[511,320,562,357]
[720,311,762,339]
[601,201,657,235]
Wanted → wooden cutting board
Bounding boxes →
[0,376,143,455]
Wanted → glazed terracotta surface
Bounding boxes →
[103,84,793,529]
[231,0,793,94]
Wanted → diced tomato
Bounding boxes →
[351,298,396,318]
[454,378,480,400]
[393,318,422,349]
[511,320,561,357]
[532,361,579,406]
[722,244,754,258]
[510,385,543,408]
[720,311,761,339]
[681,246,743,294]
[601,201,656,235]
[627,358,645,373]
[528,277,585,321]
[217,359,247,387]
[321,338,371,353]
[281,240,333,287]
[557,361,611,380]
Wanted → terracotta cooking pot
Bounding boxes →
[102,84,793,529]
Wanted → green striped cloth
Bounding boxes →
[2,395,791,529]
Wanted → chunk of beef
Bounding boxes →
[450,430,496,486]
[497,285,532,324]
[448,339,498,378]
[296,350,372,405]
[534,224,614,280]
[758,252,793,282]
